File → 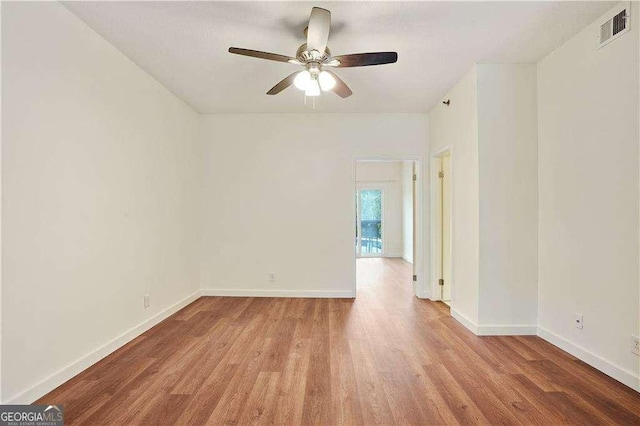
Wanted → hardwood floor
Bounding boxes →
[38,258,640,425]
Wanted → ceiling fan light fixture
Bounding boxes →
[305,79,321,97]
[294,70,311,90]
[318,71,336,91]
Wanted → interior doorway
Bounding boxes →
[354,158,422,298]
[432,150,452,305]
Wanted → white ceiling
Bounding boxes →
[63,1,613,113]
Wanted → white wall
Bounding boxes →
[537,2,640,390]
[355,162,403,257]
[477,64,538,330]
[199,114,428,297]
[1,2,201,403]
[428,67,480,325]
[401,161,414,263]
[428,64,538,333]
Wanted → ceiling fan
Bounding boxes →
[228,7,398,99]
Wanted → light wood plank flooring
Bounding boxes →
[38,258,640,424]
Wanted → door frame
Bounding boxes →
[352,156,424,298]
[356,187,386,258]
[429,146,453,303]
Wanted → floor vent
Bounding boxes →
[599,2,631,49]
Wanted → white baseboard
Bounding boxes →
[200,289,356,298]
[385,253,403,258]
[4,290,201,404]
[450,308,536,336]
[537,326,640,392]
[450,308,478,334]
[402,256,413,264]
[477,324,537,336]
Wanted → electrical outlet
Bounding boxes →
[268,273,276,283]
[574,313,583,329]
[144,294,150,309]
[633,335,640,356]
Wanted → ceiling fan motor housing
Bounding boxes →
[296,43,332,66]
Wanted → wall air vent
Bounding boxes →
[599,2,631,49]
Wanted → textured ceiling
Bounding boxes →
[63,1,613,113]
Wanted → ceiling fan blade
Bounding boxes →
[266,72,300,95]
[307,7,331,55]
[328,52,398,67]
[324,70,352,98]
[228,47,300,64]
